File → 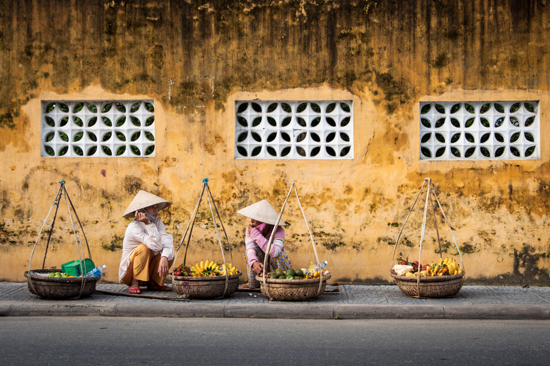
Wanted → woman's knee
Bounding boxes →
[132,244,153,266]
[135,244,152,256]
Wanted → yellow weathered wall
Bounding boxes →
[1,0,550,285]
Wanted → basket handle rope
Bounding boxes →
[206,183,233,265]
[172,182,207,271]
[41,185,63,269]
[64,186,95,298]
[65,185,92,260]
[62,184,87,299]
[429,180,465,272]
[28,183,63,297]
[262,183,294,300]
[430,191,443,260]
[205,186,229,298]
[390,178,429,268]
[292,183,324,297]
[415,179,432,298]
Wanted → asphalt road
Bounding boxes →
[1,317,549,365]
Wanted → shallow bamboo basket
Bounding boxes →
[24,269,100,299]
[255,273,331,301]
[390,271,465,298]
[171,271,241,299]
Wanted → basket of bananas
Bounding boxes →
[390,257,465,298]
[171,260,241,299]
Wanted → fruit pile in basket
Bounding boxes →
[392,257,463,277]
[47,272,75,278]
[173,260,239,277]
[269,268,305,280]
[268,266,327,280]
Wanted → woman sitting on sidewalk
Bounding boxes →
[237,200,292,289]
[119,190,174,294]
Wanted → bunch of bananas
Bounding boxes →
[406,257,463,277]
[189,260,240,277]
[190,260,221,277]
[428,257,462,276]
[219,263,239,276]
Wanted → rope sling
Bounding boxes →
[391,178,465,298]
[260,182,325,300]
[171,178,233,299]
[27,180,93,299]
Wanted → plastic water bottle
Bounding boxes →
[309,261,328,272]
[306,261,328,278]
[85,265,107,277]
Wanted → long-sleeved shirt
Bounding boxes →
[118,218,174,282]
[245,223,285,267]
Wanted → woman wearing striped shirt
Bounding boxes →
[237,200,293,289]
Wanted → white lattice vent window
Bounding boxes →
[41,100,155,157]
[419,101,539,161]
[235,101,353,159]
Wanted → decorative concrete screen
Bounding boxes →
[41,100,155,157]
[235,101,353,159]
[419,101,539,161]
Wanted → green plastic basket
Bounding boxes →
[61,259,95,277]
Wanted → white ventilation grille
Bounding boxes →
[419,101,539,160]
[235,101,353,159]
[41,100,155,157]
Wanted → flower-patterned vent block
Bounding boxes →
[235,101,353,159]
[420,101,539,161]
[41,100,155,157]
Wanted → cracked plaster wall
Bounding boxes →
[1,0,550,285]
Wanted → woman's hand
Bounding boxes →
[158,257,169,278]
[135,211,151,225]
[247,224,257,235]
[252,261,264,275]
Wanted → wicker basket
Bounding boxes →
[390,271,465,298]
[171,271,241,299]
[24,269,100,299]
[255,273,331,301]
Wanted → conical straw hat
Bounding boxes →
[237,199,286,226]
[123,190,171,218]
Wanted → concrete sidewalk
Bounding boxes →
[1,283,549,319]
